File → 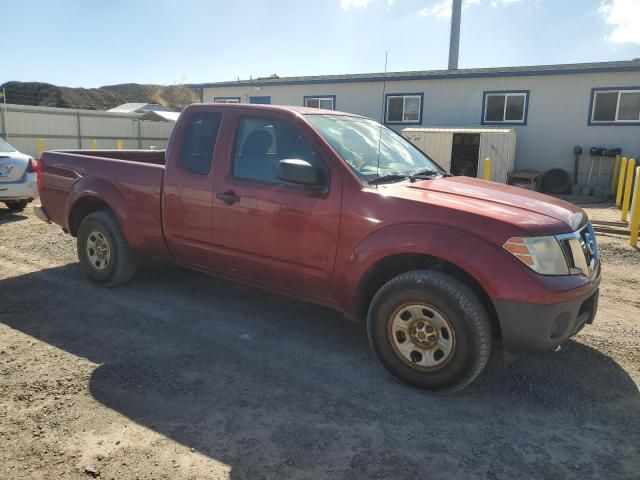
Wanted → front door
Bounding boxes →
[210,113,341,297]
[162,110,222,267]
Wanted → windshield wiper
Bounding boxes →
[409,170,451,181]
[367,174,408,185]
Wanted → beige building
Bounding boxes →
[196,60,640,184]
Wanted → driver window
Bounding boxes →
[233,117,327,184]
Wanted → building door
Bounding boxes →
[249,96,271,104]
[450,133,480,177]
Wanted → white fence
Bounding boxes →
[0,103,175,158]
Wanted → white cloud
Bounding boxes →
[418,0,481,19]
[340,0,374,9]
[598,0,640,44]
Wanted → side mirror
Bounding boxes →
[277,159,327,192]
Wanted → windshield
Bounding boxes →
[0,138,17,153]
[305,114,442,183]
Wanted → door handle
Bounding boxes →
[216,191,241,205]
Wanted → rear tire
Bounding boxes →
[77,210,138,287]
[5,200,28,212]
[367,270,492,393]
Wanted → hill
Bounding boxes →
[0,81,200,111]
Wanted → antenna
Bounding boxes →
[375,51,389,185]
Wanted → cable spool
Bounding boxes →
[541,169,571,194]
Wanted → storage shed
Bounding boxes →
[402,127,517,183]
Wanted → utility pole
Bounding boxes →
[448,0,462,70]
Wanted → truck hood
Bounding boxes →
[383,176,585,233]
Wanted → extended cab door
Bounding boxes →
[162,109,222,267]
[210,110,342,298]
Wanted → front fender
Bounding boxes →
[337,224,508,311]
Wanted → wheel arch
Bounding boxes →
[354,252,501,339]
[65,177,130,239]
[68,195,114,237]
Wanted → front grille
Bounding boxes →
[557,223,599,277]
[579,223,598,267]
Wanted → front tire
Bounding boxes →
[77,210,138,287]
[367,270,492,393]
[5,200,28,212]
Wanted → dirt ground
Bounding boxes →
[1,203,639,480]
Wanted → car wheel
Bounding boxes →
[5,200,29,212]
[367,270,492,393]
[77,210,138,287]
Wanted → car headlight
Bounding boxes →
[503,236,569,275]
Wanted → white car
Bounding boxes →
[0,138,39,212]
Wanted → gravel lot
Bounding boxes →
[1,204,639,480]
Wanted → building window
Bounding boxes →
[249,96,271,104]
[482,91,528,124]
[304,96,335,110]
[213,97,241,103]
[385,94,423,124]
[590,88,640,124]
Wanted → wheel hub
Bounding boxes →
[86,231,111,271]
[96,241,108,259]
[388,303,456,370]
[410,320,438,349]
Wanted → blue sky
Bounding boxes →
[2,0,639,88]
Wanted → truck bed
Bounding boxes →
[53,149,166,165]
[39,149,169,260]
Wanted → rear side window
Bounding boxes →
[179,112,222,175]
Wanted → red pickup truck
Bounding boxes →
[35,103,600,392]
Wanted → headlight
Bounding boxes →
[503,236,569,275]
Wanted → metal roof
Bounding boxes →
[194,59,640,89]
[106,103,149,113]
[402,126,514,133]
[139,111,181,122]
[107,103,171,113]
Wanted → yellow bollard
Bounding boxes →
[621,158,636,222]
[630,166,640,248]
[483,157,491,181]
[616,157,628,207]
[611,154,621,195]
[36,138,44,159]
[117,139,123,150]
[92,139,98,150]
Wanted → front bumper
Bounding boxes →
[494,268,600,354]
[0,173,38,201]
